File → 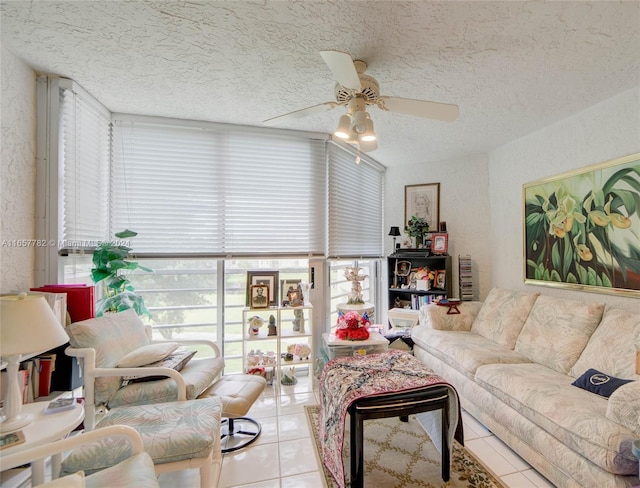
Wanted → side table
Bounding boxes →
[1,401,84,486]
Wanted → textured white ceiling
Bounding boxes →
[1,1,639,167]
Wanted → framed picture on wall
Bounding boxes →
[246,271,279,306]
[431,233,448,255]
[405,182,440,232]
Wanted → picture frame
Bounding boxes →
[280,279,301,305]
[431,233,449,255]
[405,182,440,232]
[246,271,279,306]
[523,152,640,297]
[250,284,270,309]
[434,270,447,290]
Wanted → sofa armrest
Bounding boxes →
[418,301,483,331]
[606,381,640,437]
[152,338,221,358]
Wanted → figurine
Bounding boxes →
[344,266,367,304]
[267,314,277,336]
[248,315,264,335]
[292,308,305,333]
[281,366,297,385]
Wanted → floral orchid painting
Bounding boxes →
[524,153,640,296]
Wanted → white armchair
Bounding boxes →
[1,425,159,487]
[64,309,224,429]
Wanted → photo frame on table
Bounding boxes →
[246,271,279,306]
[523,152,640,297]
[405,182,440,232]
[250,285,270,309]
[431,233,449,255]
[280,279,301,306]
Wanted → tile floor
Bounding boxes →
[157,374,557,488]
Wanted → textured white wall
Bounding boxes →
[384,153,493,306]
[489,87,640,312]
[1,46,36,293]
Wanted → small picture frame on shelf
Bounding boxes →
[431,233,448,255]
[246,270,279,306]
[280,279,301,305]
[434,270,447,290]
[250,284,270,309]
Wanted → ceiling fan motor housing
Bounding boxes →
[334,73,380,104]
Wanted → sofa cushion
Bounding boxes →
[514,295,604,374]
[66,309,150,405]
[570,306,640,380]
[571,368,633,398]
[411,327,532,380]
[470,288,539,349]
[475,362,638,475]
[418,301,482,331]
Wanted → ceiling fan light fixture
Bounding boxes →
[360,117,376,142]
[351,109,367,134]
[334,114,352,139]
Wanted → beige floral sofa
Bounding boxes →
[411,288,640,488]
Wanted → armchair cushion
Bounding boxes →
[123,349,197,382]
[66,310,151,404]
[606,381,640,437]
[41,472,85,488]
[117,342,180,368]
[107,355,224,407]
[85,452,159,488]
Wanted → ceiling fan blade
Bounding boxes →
[319,50,362,91]
[378,96,459,122]
[263,102,338,125]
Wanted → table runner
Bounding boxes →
[319,350,461,488]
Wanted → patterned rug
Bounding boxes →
[306,405,506,488]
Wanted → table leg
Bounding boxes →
[350,410,364,488]
[51,453,62,480]
[441,395,450,482]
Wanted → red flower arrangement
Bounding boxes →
[335,311,370,341]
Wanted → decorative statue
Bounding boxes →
[344,266,367,304]
[292,308,305,333]
[267,314,277,336]
[248,315,264,336]
[281,366,297,385]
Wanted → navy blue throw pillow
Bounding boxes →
[571,368,633,398]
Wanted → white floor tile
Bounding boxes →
[280,470,325,487]
[253,415,280,446]
[501,471,540,487]
[278,437,321,477]
[220,443,281,487]
[277,392,317,416]
[226,480,280,488]
[465,438,520,477]
[485,435,530,471]
[461,410,492,440]
[278,411,311,440]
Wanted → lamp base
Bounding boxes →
[1,412,32,433]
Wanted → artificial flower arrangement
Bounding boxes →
[335,311,371,341]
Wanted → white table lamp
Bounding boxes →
[1,293,69,432]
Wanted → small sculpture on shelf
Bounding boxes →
[281,366,297,385]
[344,266,367,304]
[248,315,264,336]
[267,314,277,336]
[288,343,310,360]
[292,308,305,333]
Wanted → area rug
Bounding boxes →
[306,405,505,488]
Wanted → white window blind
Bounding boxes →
[111,118,326,255]
[60,85,111,246]
[328,143,385,258]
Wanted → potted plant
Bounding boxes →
[91,229,152,317]
[405,216,430,248]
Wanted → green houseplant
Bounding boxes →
[405,216,430,248]
[91,229,152,317]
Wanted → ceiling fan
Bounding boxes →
[263,50,459,152]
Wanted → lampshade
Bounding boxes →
[1,293,69,432]
[1,294,69,357]
[334,114,352,139]
[388,226,401,237]
[360,117,376,142]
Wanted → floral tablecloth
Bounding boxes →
[319,350,461,488]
